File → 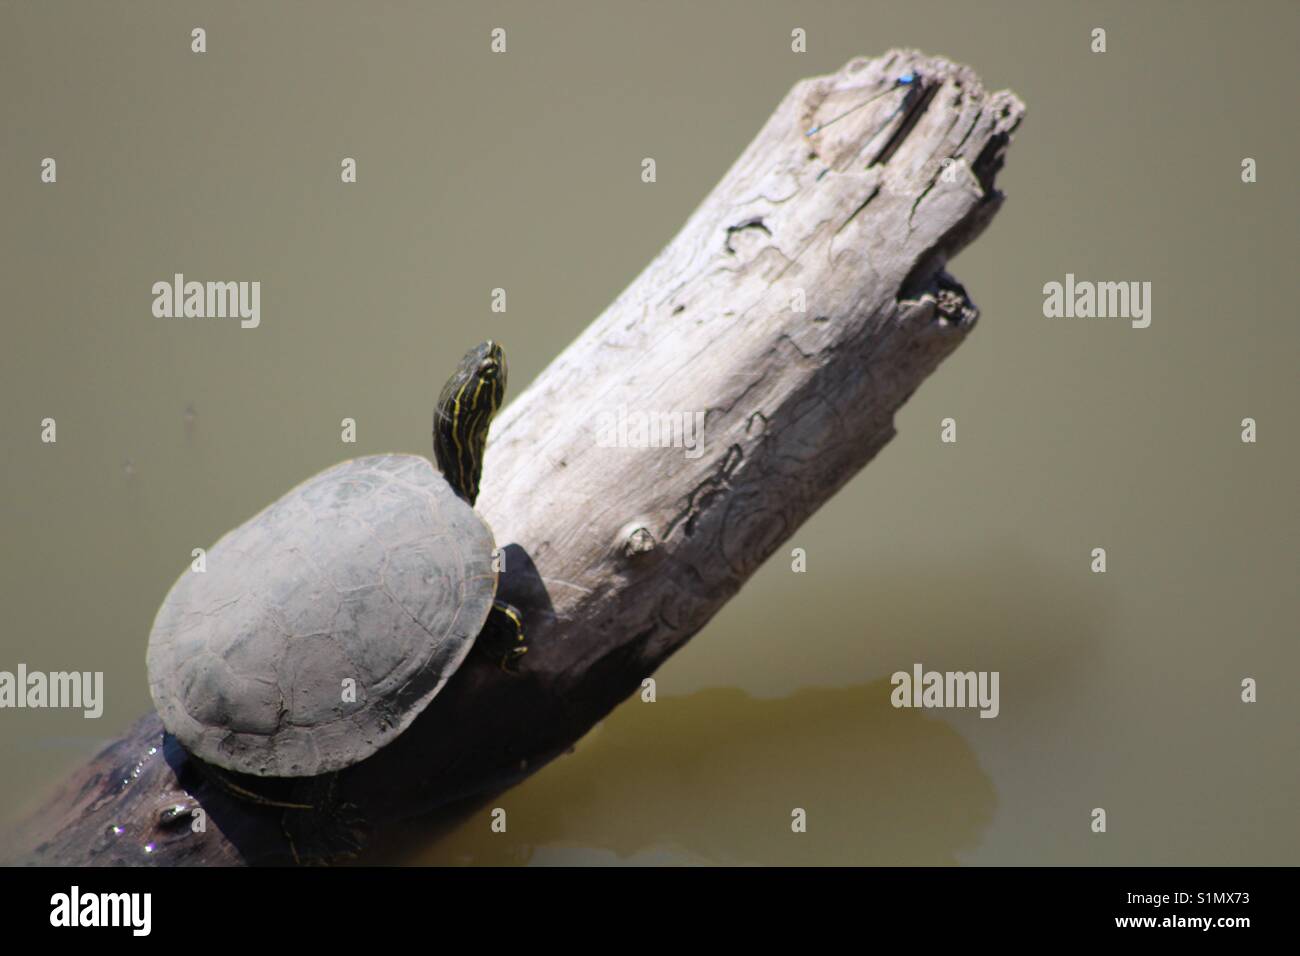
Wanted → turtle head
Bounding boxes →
[433,340,507,505]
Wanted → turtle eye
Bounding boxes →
[478,361,497,378]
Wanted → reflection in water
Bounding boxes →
[370,681,996,865]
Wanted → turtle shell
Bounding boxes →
[146,454,496,777]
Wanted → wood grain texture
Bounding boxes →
[4,50,1024,865]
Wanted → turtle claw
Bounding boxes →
[498,646,528,676]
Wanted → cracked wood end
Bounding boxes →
[5,49,1024,866]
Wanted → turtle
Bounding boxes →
[145,340,525,862]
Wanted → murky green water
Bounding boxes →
[370,683,997,866]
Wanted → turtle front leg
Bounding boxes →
[477,599,527,674]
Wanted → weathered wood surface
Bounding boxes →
[4,50,1023,865]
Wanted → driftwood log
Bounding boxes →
[5,50,1023,865]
